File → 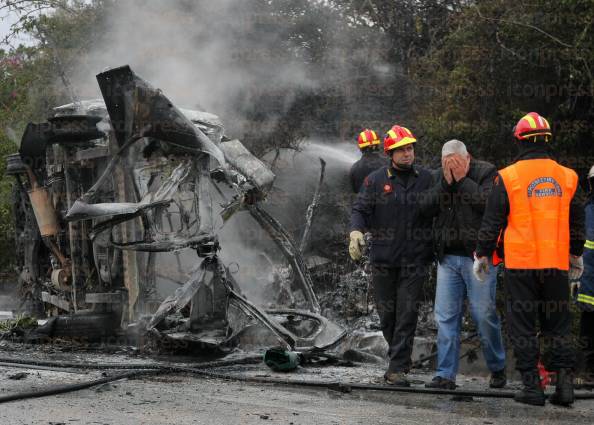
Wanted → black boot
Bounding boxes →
[549,369,574,406]
[514,369,545,406]
[384,371,410,387]
[489,368,507,389]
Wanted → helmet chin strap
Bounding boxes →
[393,161,412,171]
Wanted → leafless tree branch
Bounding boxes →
[474,4,573,49]
[0,0,78,47]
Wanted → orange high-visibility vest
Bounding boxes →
[499,158,578,270]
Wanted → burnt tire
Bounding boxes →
[47,115,105,144]
[28,312,120,344]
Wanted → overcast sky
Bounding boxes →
[0,10,37,47]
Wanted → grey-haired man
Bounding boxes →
[419,140,506,389]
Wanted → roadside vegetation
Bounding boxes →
[0,0,592,275]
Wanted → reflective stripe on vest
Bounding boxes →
[586,240,594,250]
[499,158,578,270]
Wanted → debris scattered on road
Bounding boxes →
[7,372,28,380]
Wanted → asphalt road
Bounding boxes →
[1,363,593,425]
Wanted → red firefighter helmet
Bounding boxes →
[384,125,417,154]
[357,129,380,149]
[513,112,552,141]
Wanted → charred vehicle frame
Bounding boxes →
[6,65,345,353]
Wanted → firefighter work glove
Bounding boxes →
[473,255,489,282]
[570,280,580,298]
[569,255,584,280]
[349,231,366,261]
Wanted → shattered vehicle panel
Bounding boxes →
[96,65,226,164]
[7,65,344,353]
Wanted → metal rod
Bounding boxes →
[248,205,320,313]
[62,148,78,313]
[299,158,326,253]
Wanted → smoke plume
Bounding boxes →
[71,0,316,138]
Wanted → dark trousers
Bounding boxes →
[504,268,575,372]
[580,311,594,371]
[372,264,428,373]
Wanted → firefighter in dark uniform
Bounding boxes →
[350,125,434,386]
[349,129,387,193]
[576,165,594,377]
[475,112,585,406]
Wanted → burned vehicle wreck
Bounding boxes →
[6,65,345,353]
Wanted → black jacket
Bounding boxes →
[420,159,497,261]
[351,164,434,267]
[349,151,387,193]
[476,149,586,259]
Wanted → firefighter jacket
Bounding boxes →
[577,196,594,309]
[350,164,434,267]
[349,151,387,193]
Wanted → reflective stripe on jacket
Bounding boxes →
[499,158,578,270]
[578,200,594,307]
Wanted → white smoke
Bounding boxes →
[70,0,316,136]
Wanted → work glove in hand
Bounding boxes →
[570,280,581,298]
[569,255,584,280]
[473,255,489,282]
[349,230,366,261]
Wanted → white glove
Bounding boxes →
[473,255,489,282]
[349,231,366,261]
[570,280,581,298]
[569,255,584,280]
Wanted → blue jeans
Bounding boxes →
[434,255,506,381]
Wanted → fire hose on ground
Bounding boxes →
[0,355,593,404]
[0,356,262,404]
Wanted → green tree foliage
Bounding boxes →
[0,45,50,273]
[0,0,592,274]
[333,0,465,69]
[0,1,108,273]
[410,0,594,172]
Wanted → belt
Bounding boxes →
[586,240,594,250]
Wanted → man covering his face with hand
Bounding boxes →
[419,139,506,390]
